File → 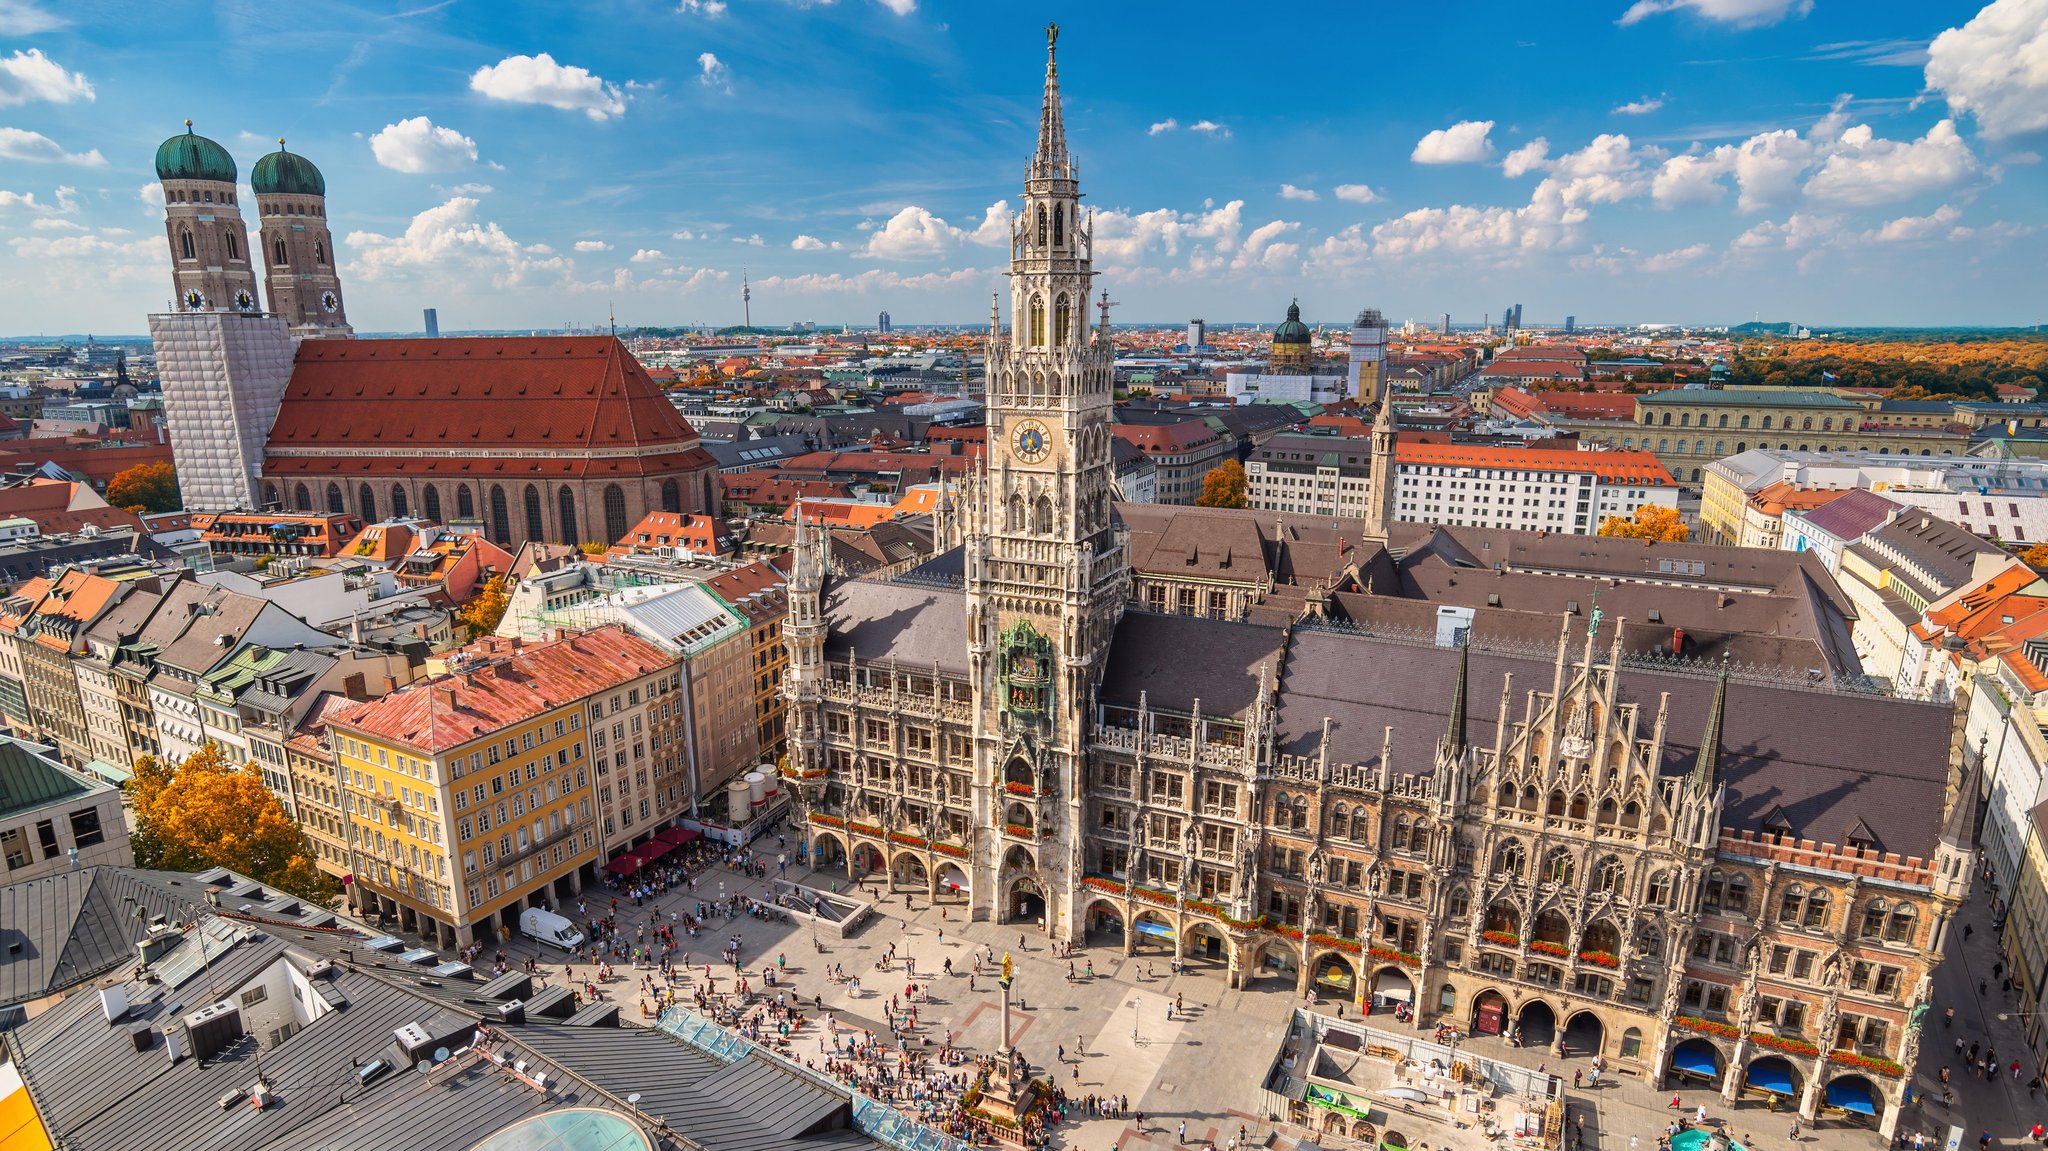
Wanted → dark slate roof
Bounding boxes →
[0,867,213,1008]
[822,579,968,675]
[1099,611,1287,718]
[1271,624,1955,858]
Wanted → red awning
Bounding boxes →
[603,854,641,875]
[656,826,701,846]
[632,840,673,864]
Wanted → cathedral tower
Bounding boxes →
[965,23,1129,936]
[155,122,258,315]
[252,141,351,337]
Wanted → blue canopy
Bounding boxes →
[1746,1059,1796,1095]
[1826,1076,1878,1115]
[1133,920,1176,939]
[1670,1040,1720,1077]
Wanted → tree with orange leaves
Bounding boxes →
[1598,504,1690,542]
[130,742,334,902]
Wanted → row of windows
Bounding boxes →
[1646,409,1846,430]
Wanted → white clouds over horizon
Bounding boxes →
[1925,0,2048,140]
[0,49,92,107]
[1412,120,1495,164]
[0,127,102,165]
[1618,0,1811,27]
[470,53,627,120]
[369,117,478,173]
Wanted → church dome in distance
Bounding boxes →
[154,121,237,184]
[251,141,326,197]
[1272,300,1311,344]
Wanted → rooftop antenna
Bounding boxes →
[609,302,616,337]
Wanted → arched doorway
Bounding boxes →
[851,842,884,876]
[811,833,846,870]
[1133,909,1175,955]
[1666,1037,1724,1088]
[1006,876,1044,926]
[1822,1073,1879,1125]
[1085,899,1125,946]
[1312,953,1355,997]
[1745,1054,1802,1104]
[1472,989,1509,1036]
[1562,1010,1604,1058]
[1248,940,1298,990]
[1183,921,1228,967]
[890,852,927,893]
[1368,965,1412,1014]
[933,861,969,903]
[1515,1000,1557,1049]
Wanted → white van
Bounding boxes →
[519,906,585,951]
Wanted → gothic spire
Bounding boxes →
[1441,632,1470,757]
[1032,22,1070,181]
[1691,651,1730,791]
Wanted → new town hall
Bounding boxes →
[783,30,1971,1134]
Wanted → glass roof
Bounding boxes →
[467,1108,654,1151]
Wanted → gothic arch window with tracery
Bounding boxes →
[225,231,239,261]
[1028,295,1046,346]
[523,484,544,542]
[1036,206,1047,248]
[422,484,441,524]
[326,483,343,513]
[603,483,628,544]
[1594,856,1625,894]
[180,230,195,260]
[358,485,377,522]
[1494,840,1524,878]
[1054,295,1071,345]
[457,485,475,520]
[293,483,310,511]
[1053,204,1064,247]
[1543,848,1575,886]
[390,484,409,519]
[557,485,579,544]
[274,238,288,266]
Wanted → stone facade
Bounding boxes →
[148,310,297,511]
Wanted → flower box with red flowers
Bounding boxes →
[1528,940,1569,958]
[1311,933,1364,954]
[1827,1050,1903,1077]
[1134,886,1177,907]
[1272,924,1305,940]
[1003,823,1034,839]
[810,814,845,828]
[1673,1015,1741,1039]
[1004,781,1036,797]
[850,822,884,838]
[1577,950,1620,968]
[934,842,969,859]
[1185,899,1224,919]
[888,832,928,849]
[1369,945,1421,968]
[1082,875,1123,894]
[1749,1032,1819,1056]
[1479,929,1521,948]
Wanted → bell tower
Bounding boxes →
[252,141,352,338]
[964,23,1128,936]
[155,121,259,315]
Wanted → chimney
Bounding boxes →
[435,685,459,712]
[341,672,367,702]
[381,675,398,695]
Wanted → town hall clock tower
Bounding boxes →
[964,24,1130,936]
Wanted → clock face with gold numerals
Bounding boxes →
[1012,419,1051,464]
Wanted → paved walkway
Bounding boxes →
[366,860,1943,1151]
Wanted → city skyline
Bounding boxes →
[0,0,2043,332]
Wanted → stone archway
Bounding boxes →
[1006,875,1045,926]
[1085,898,1125,945]
[1369,965,1413,1014]
[1562,1010,1605,1058]
[1472,988,1510,1036]
[1313,952,1357,997]
[1247,939,1298,990]
[1744,1053,1802,1104]
[933,860,969,903]
[1132,908,1175,954]
[811,831,846,870]
[890,851,928,893]
[851,842,884,875]
[1515,1000,1557,1049]
[1821,1073,1880,1125]
[1666,1037,1725,1088]
[1182,920,1229,968]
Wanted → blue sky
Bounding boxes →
[1,0,2044,334]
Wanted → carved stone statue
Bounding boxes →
[1820,945,1844,989]
[1308,850,1326,886]
[1184,822,1199,858]
[1559,695,1593,762]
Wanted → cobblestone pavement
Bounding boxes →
[366,858,1948,1151]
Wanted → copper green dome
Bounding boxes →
[251,141,325,197]
[1272,299,1311,344]
[154,121,237,183]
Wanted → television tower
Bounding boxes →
[741,270,752,329]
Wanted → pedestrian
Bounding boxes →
[1790,1119,1801,1140]
[1178,1120,1186,1144]
[1574,1069,1583,1089]
[1669,1093,1681,1110]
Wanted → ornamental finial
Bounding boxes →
[1046,21,1058,53]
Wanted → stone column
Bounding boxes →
[1798,1057,1825,1120]
[1720,1036,1749,1102]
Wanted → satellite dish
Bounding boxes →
[627,1093,642,1107]
[432,1046,450,1065]
[416,1060,432,1075]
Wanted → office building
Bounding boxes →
[1565,315,1576,335]
[1188,318,1206,349]
[878,310,891,335]
[1347,308,1387,405]
[423,307,439,338]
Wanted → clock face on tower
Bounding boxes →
[1012,419,1051,464]
[182,289,205,311]
[233,289,256,312]
[320,290,339,313]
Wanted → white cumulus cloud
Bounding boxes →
[676,0,727,13]
[1147,119,1178,136]
[1612,95,1665,115]
[1802,119,1979,206]
[1412,120,1495,164]
[346,197,570,286]
[369,117,478,174]
[1278,184,1318,202]
[1188,120,1230,137]
[1865,204,1962,242]
[698,52,732,94]
[0,48,92,107]
[1502,138,1550,178]
[629,248,666,263]
[1618,0,1811,27]
[875,0,917,13]
[1333,184,1382,203]
[469,53,627,120]
[0,127,102,165]
[1925,0,2048,140]
[1640,243,1711,271]
[574,240,612,252]
[790,235,827,251]
[863,206,962,260]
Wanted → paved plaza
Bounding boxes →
[346,848,2030,1151]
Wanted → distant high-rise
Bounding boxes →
[878,310,892,334]
[1564,314,1576,335]
[1188,318,1206,349]
[1438,313,1450,336]
[1348,307,1388,405]
[423,308,439,338]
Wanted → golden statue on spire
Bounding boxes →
[1046,22,1058,52]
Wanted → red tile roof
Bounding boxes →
[263,336,716,480]
[327,624,674,754]
[1395,442,1676,485]
[603,511,729,560]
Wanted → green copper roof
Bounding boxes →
[251,142,325,196]
[154,122,237,184]
[1272,299,1311,344]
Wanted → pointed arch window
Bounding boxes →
[224,231,239,261]
[603,483,628,544]
[274,237,288,266]
[1054,295,1071,345]
[491,485,511,542]
[1028,295,1046,346]
[1053,204,1065,247]
[314,240,326,265]
[422,484,441,524]
[557,485,580,544]
[389,485,408,519]
[456,485,475,520]
[326,482,343,513]
[293,483,310,511]
[179,230,195,260]
[1036,206,1047,247]
[358,484,377,522]
[660,479,681,513]
[522,484,544,542]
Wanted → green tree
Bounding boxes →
[457,574,512,637]
[1195,459,1249,508]
[130,743,335,902]
[106,461,181,514]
